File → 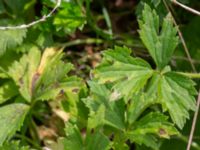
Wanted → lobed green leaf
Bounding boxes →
[8,47,84,102]
[147,71,197,129]
[139,4,178,69]
[53,2,86,34]
[84,81,126,130]
[93,46,153,101]
[0,104,29,146]
[0,81,18,104]
[0,28,27,56]
[56,122,111,150]
[0,141,30,150]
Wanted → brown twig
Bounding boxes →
[171,0,200,16]
[187,91,200,150]
[163,0,197,72]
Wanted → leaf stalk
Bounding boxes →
[176,72,200,79]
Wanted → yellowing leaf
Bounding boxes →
[8,47,41,101]
[8,47,84,102]
[37,47,60,74]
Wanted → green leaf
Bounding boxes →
[0,50,20,74]
[53,2,86,34]
[0,1,6,14]
[8,47,41,101]
[34,51,84,101]
[151,0,161,7]
[138,4,178,69]
[93,46,153,101]
[127,133,159,150]
[147,71,197,129]
[60,79,88,122]
[133,112,178,138]
[0,67,8,78]
[4,0,28,14]
[8,47,84,102]
[84,81,126,130]
[87,104,105,130]
[0,81,18,104]
[0,141,30,150]
[62,123,83,150]
[0,104,29,146]
[112,132,129,150]
[85,131,111,150]
[127,112,178,149]
[127,93,156,125]
[0,28,27,55]
[58,122,111,150]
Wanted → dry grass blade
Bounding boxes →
[163,1,200,149]
[172,0,200,16]
[187,91,200,150]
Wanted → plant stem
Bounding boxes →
[176,134,200,150]
[176,72,200,78]
[58,38,104,49]
[85,0,112,39]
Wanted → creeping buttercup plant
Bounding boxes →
[0,1,199,150]
[51,4,197,150]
